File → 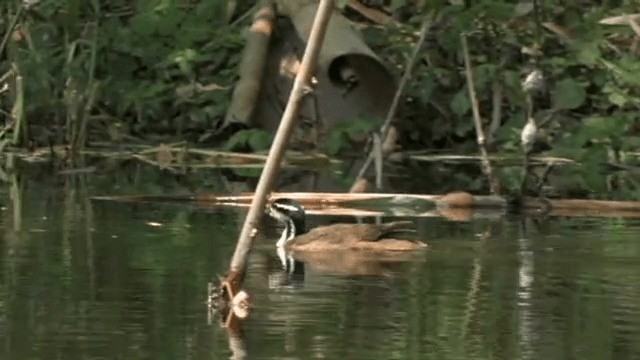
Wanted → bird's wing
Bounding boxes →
[290,224,351,247]
[289,222,417,249]
[356,221,415,242]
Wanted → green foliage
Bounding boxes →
[552,79,586,110]
[325,116,382,155]
[359,0,640,194]
[2,0,640,196]
[0,0,244,147]
[223,128,273,151]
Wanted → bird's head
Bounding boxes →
[267,198,307,246]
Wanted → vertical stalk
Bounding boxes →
[76,21,99,152]
[10,64,24,145]
[460,33,500,195]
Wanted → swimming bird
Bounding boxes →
[267,198,427,252]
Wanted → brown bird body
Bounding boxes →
[283,221,424,251]
[268,198,427,252]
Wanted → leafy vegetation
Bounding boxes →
[1,0,639,196]
[0,0,245,151]
[356,1,640,195]
[325,115,382,155]
[223,128,273,151]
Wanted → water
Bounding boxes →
[1,175,640,359]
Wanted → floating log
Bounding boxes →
[93,191,640,219]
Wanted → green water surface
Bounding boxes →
[0,172,639,360]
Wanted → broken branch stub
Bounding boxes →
[223,0,276,130]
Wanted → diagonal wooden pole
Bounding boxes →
[221,0,335,299]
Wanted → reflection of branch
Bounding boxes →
[459,222,498,340]
[224,313,248,360]
[9,168,23,232]
[79,173,97,298]
[460,257,482,341]
[517,221,535,356]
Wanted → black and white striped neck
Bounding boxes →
[268,198,307,247]
[276,218,296,247]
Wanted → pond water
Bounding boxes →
[1,172,640,359]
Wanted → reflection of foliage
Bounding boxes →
[3,161,640,358]
[0,172,238,358]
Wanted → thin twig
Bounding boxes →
[0,5,23,59]
[408,153,576,165]
[373,132,382,189]
[460,33,500,195]
[10,65,24,145]
[76,21,100,152]
[230,4,257,27]
[0,68,15,85]
[532,0,541,45]
[351,15,432,189]
[535,162,554,195]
